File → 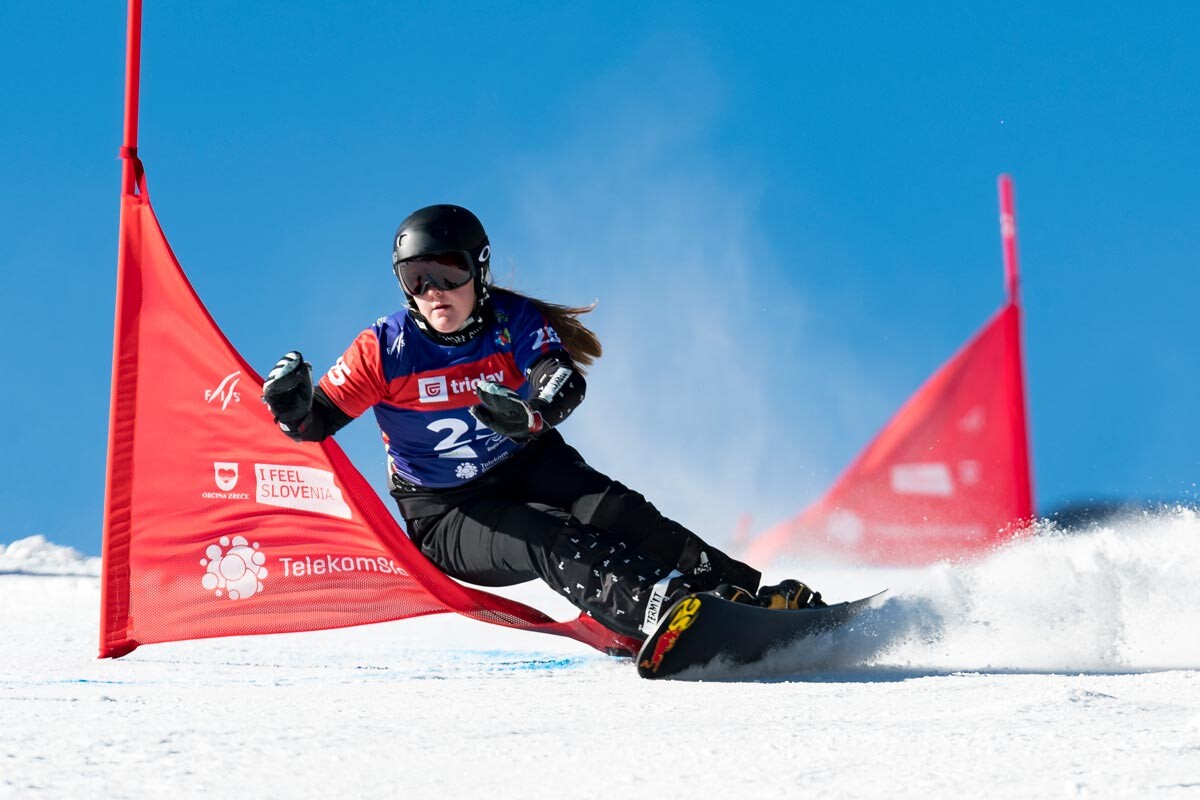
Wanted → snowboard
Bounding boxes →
[636,590,885,680]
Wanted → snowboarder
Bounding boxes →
[260,204,823,640]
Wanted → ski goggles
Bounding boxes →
[394,253,474,296]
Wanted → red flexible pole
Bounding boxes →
[120,0,143,195]
[998,174,1020,303]
[997,173,1035,521]
[102,0,145,658]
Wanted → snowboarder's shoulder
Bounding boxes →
[489,288,527,314]
[489,289,552,334]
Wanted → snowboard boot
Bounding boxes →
[756,579,826,609]
[708,583,758,604]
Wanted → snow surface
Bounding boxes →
[4,511,1200,798]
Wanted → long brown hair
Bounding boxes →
[490,287,601,372]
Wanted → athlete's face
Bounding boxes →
[412,279,477,333]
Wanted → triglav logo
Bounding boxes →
[214,462,238,491]
[448,370,504,395]
[200,535,267,600]
[205,371,241,410]
[418,370,507,404]
[418,376,449,403]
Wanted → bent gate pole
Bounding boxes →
[100,0,145,658]
[997,174,1035,523]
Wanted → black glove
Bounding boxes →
[261,351,313,428]
[469,380,545,441]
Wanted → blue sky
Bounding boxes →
[3,2,1198,555]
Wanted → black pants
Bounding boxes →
[396,430,759,639]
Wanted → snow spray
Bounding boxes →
[763,506,1200,676]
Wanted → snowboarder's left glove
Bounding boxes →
[470,380,545,441]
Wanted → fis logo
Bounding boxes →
[387,330,406,357]
[958,405,986,434]
[205,372,241,411]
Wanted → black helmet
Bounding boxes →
[391,204,491,290]
[390,204,494,346]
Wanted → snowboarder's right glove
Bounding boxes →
[262,351,314,432]
[470,380,545,441]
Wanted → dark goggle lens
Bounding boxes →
[397,254,473,295]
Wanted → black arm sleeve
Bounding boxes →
[280,386,356,443]
[526,351,586,428]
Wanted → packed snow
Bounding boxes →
[3,511,1200,798]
